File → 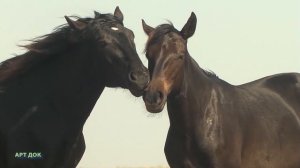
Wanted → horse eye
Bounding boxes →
[111,27,119,31]
[178,55,184,59]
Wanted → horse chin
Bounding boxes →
[145,102,166,113]
[105,81,143,97]
[128,82,147,97]
[129,88,143,97]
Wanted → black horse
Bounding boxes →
[142,13,300,168]
[0,7,149,168]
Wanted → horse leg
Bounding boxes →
[164,128,187,168]
[164,128,205,168]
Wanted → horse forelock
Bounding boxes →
[144,23,178,53]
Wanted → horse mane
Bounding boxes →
[203,69,218,79]
[24,16,95,54]
[0,16,96,84]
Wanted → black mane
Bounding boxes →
[203,69,218,79]
[0,13,122,83]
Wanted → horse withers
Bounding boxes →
[0,7,149,168]
[142,12,300,168]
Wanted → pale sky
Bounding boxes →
[0,0,299,167]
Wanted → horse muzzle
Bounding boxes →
[143,89,166,113]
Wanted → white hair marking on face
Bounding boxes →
[111,27,119,31]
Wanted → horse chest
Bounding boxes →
[166,106,223,167]
[198,89,224,150]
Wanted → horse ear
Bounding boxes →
[114,6,124,22]
[64,16,86,30]
[94,11,101,18]
[142,19,154,36]
[180,12,197,39]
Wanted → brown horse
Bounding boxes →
[142,12,300,168]
[0,7,149,168]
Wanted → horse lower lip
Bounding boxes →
[130,88,143,97]
[145,103,164,113]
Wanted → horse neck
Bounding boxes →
[43,43,106,118]
[167,53,216,129]
[3,43,106,127]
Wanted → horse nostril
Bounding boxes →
[129,72,138,81]
[152,91,164,105]
[157,91,164,103]
[144,90,164,105]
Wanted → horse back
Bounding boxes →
[237,73,300,167]
[240,73,300,111]
[248,73,300,116]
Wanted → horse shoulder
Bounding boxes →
[199,87,242,167]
